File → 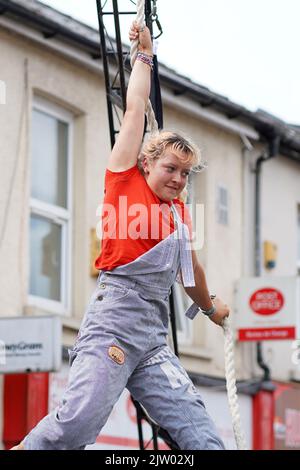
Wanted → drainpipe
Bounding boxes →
[254,136,280,382]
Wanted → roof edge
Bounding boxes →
[1,0,299,160]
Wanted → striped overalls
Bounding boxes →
[23,205,224,450]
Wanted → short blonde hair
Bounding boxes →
[138,130,204,175]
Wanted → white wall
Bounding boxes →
[259,155,300,381]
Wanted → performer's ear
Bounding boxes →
[142,157,149,174]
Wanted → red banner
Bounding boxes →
[239,327,295,341]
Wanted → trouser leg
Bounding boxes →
[127,345,225,450]
[23,342,130,450]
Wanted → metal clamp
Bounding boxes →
[151,0,163,38]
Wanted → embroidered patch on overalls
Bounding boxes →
[108,345,125,365]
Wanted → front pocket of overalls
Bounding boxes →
[90,283,131,309]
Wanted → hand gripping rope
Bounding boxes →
[132,0,247,451]
[130,0,158,135]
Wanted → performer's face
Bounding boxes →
[143,151,192,201]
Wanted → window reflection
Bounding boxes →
[30,215,61,301]
[31,109,68,208]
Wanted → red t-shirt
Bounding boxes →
[94,165,192,271]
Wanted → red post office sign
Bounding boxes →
[249,288,284,316]
[234,277,300,342]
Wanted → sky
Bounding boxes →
[40,0,300,125]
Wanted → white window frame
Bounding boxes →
[27,96,73,316]
[297,205,300,273]
[172,282,193,345]
[217,184,229,226]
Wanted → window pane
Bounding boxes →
[31,109,68,208]
[217,186,229,225]
[186,174,194,221]
[30,215,62,301]
[220,187,227,205]
[173,282,192,335]
[298,207,300,261]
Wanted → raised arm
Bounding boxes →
[107,22,153,172]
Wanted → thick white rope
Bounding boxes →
[131,0,246,451]
[222,318,247,449]
[130,0,158,134]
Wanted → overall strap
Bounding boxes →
[171,203,195,288]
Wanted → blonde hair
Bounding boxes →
[138,130,204,174]
[138,131,205,201]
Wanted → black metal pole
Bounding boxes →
[145,0,153,33]
[169,290,179,357]
[112,0,127,112]
[96,0,116,148]
[151,423,158,450]
[131,398,145,450]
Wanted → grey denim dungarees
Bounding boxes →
[23,205,224,450]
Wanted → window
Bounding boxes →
[185,172,194,220]
[0,80,6,104]
[28,98,73,315]
[172,281,193,345]
[217,185,229,225]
